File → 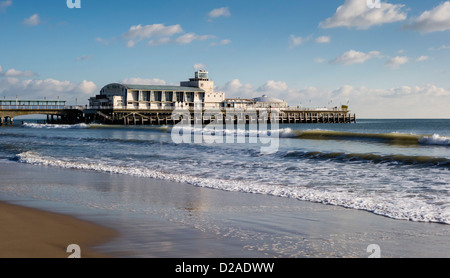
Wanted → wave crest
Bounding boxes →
[419,134,450,146]
[22,123,91,129]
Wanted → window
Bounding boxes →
[176,92,184,102]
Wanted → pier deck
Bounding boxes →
[0,100,355,126]
[0,100,84,125]
[86,108,356,125]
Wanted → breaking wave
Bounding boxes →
[283,150,450,167]
[419,134,450,146]
[14,151,450,225]
[22,123,91,129]
[289,129,450,146]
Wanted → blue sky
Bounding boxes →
[1,0,450,118]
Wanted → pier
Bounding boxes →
[85,107,356,125]
[0,100,84,126]
[1,72,357,126]
[0,100,355,126]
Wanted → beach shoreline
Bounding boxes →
[0,160,449,258]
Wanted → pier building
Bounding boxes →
[1,70,356,125]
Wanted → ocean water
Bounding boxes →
[0,119,450,226]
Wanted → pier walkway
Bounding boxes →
[87,107,356,125]
[0,100,84,125]
[0,100,356,126]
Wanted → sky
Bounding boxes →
[1,0,450,118]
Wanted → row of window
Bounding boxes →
[129,91,205,102]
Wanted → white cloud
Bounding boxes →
[328,84,450,118]
[266,83,450,118]
[4,68,36,77]
[174,33,215,44]
[289,35,303,48]
[257,81,289,92]
[23,14,40,26]
[76,55,93,62]
[404,1,450,33]
[315,36,331,43]
[0,0,12,10]
[208,7,231,18]
[331,50,381,65]
[102,23,217,47]
[384,56,408,69]
[147,37,171,46]
[123,24,183,47]
[315,57,326,63]
[77,80,97,95]
[319,0,407,29]
[0,67,36,77]
[217,79,450,118]
[120,78,166,85]
[429,45,450,51]
[218,79,292,101]
[193,64,207,71]
[95,37,110,45]
[147,33,215,46]
[0,77,98,103]
[210,39,231,46]
[416,56,429,62]
[217,79,254,98]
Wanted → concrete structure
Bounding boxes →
[180,70,225,109]
[90,70,225,110]
[84,70,355,125]
[223,98,255,109]
[90,71,291,111]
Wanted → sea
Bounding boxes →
[0,119,450,257]
[1,119,449,224]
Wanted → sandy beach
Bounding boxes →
[0,160,449,258]
[0,199,118,258]
[0,201,117,258]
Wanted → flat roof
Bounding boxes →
[122,84,205,92]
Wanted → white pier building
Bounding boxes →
[89,70,286,110]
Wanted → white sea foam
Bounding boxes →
[419,134,450,146]
[15,151,450,225]
[22,123,91,129]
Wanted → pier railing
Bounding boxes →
[0,100,69,110]
[87,106,350,112]
[0,105,66,110]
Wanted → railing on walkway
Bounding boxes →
[0,100,68,110]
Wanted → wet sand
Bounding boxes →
[0,161,449,258]
[0,201,118,258]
